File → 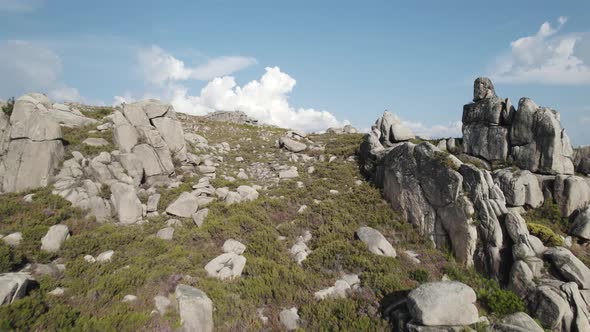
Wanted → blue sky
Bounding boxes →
[0,0,589,144]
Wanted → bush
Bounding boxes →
[477,279,526,316]
[299,297,389,331]
[527,223,564,247]
[0,242,23,272]
[410,268,429,283]
[1,97,14,117]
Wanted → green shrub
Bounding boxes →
[477,279,525,316]
[0,242,23,272]
[1,97,14,117]
[0,291,48,331]
[527,223,564,247]
[410,268,429,283]
[443,264,526,316]
[299,297,389,331]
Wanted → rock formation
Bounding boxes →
[361,77,590,331]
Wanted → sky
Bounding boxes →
[0,0,589,144]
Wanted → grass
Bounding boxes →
[62,124,115,158]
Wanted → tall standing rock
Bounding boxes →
[0,94,64,193]
[510,98,574,175]
[462,77,513,162]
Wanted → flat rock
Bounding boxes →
[166,192,199,218]
[407,281,479,326]
[82,137,109,147]
[0,272,35,305]
[204,253,246,280]
[356,226,396,257]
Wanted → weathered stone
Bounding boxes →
[510,98,574,175]
[279,307,300,331]
[493,312,544,332]
[156,227,174,240]
[96,250,114,262]
[192,208,209,227]
[531,285,573,331]
[355,226,396,257]
[166,192,199,218]
[222,239,246,255]
[175,284,214,332]
[553,175,590,218]
[571,207,590,240]
[40,225,69,253]
[110,183,142,224]
[147,193,161,212]
[82,137,109,147]
[0,272,35,305]
[574,146,590,174]
[407,281,479,326]
[494,168,543,208]
[545,247,590,289]
[204,253,246,280]
[279,136,306,153]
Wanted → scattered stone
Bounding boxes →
[122,294,138,303]
[279,136,307,153]
[222,239,246,255]
[110,182,143,224]
[2,232,22,247]
[571,207,590,240]
[192,209,209,227]
[84,255,96,263]
[154,295,172,315]
[156,227,174,240]
[204,253,246,280]
[279,307,300,331]
[48,287,65,296]
[166,192,199,218]
[175,284,214,332]
[40,224,69,252]
[298,205,308,213]
[356,226,396,257]
[314,274,360,300]
[82,137,109,147]
[96,250,114,263]
[279,166,299,179]
[147,193,161,212]
[0,272,35,305]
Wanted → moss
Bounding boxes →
[409,268,429,283]
[527,223,564,247]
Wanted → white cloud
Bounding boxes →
[490,17,590,84]
[0,0,43,12]
[403,120,462,139]
[0,40,83,102]
[138,45,257,84]
[582,116,590,124]
[167,67,345,132]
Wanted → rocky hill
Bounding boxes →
[0,78,588,331]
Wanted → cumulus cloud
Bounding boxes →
[0,40,83,102]
[490,17,590,84]
[138,45,257,84]
[170,67,345,132]
[403,120,463,139]
[0,0,44,12]
[125,45,347,132]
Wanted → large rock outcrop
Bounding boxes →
[111,100,188,185]
[0,94,65,193]
[462,78,574,175]
[462,77,513,162]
